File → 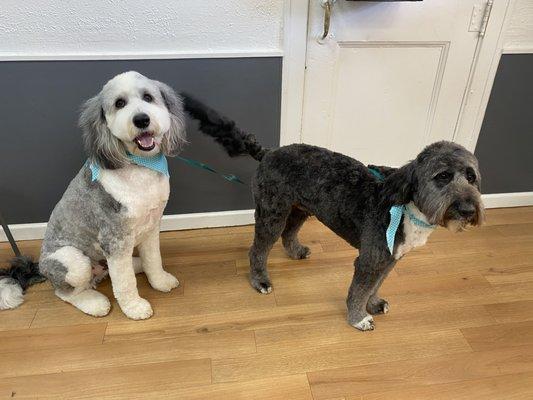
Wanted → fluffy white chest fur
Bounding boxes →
[394,203,435,260]
[98,165,170,243]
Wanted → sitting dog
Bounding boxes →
[1,71,185,319]
[183,95,485,331]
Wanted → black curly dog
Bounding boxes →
[183,94,485,331]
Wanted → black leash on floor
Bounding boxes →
[0,210,21,257]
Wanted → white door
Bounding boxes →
[301,0,493,166]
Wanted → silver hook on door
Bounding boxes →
[318,0,336,44]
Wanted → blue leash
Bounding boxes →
[175,156,245,185]
[89,153,245,185]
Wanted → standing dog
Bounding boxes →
[183,95,484,331]
[1,71,185,319]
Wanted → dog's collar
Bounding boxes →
[127,152,169,177]
[386,203,436,254]
[88,152,169,182]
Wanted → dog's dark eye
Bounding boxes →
[434,171,453,183]
[115,98,126,109]
[466,169,476,184]
[143,93,153,103]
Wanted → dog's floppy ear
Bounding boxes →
[79,95,127,170]
[156,81,186,156]
[381,161,417,206]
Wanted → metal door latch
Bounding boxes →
[318,0,337,44]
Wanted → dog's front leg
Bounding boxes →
[346,256,395,331]
[138,228,179,292]
[108,252,153,320]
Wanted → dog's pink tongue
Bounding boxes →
[137,135,154,147]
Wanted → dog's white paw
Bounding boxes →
[149,271,180,292]
[353,315,375,331]
[84,295,111,317]
[120,297,153,320]
[56,288,111,317]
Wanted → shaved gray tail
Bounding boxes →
[181,93,268,162]
[0,256,45,310]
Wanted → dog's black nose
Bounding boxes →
[133,113,150,129]
[457,203,476,219]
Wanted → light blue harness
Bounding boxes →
[368,167,436,254]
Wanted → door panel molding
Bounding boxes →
[310,40,451,165]
[334,40,451,152]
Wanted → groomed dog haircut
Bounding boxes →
[1,72,185,319]
[183,94,484,331]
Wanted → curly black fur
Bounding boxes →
[181,93,268,161]
[1,256,45,291]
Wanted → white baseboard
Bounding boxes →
[482,192,533,208]
[159,209,254,231]
[0,222,48,243]
[0,209,255,243]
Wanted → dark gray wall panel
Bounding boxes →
[0,58,281,224]
[475,54,533,194]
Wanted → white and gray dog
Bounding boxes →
[183,95,485,331]
[0,71,185,319]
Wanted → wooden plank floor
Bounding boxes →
[1,207,533,399]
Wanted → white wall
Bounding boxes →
[503,0,533,52]
[0,0,284,57]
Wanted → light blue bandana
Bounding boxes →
[368,166,436,255]
[89,152,169,182]
[386,205,436,254]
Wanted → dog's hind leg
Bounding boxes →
[249,205,291,294]
[55,287,111,317]
[40,246,111,317]
[282,207,311,260]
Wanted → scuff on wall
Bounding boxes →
[0,0,284,56]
